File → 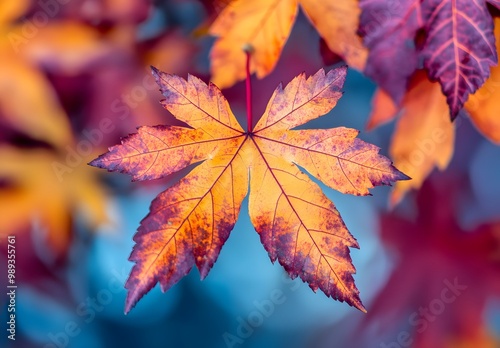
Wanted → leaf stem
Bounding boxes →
[245,50,253,133]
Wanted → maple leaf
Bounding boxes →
[367,28,500,203]
[359,0,498,118]
[90,66,408,313]
[209,0,367,88]
[358,0,422,107]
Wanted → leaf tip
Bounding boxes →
[87,158,98,167]
[124,276,150,315]
[197,259,214,280]
[337,64,348,72]
[328,64,348,77]
[150,65,160,76]
[123,263,158,315]
[87,154,105,168]
[124,293,135,315]
[348,293,366,313]
[449,107,463,121]
[396,169,411,181]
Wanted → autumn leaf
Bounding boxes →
[364,17,500,200]
[367,70,455,205]
[0,56,74,149]
[466,17,500,144]
[355,175,500,348]
[0,0,29,27]
[299,0,367,70]
[0,24,90,150]
[209,0,367,88]
[90,66,408,313]
[358,0,422,108]
[0,21,116,148]
[359,0,498,118]
[15,21,111,74]
[0,146,109,256]
[421,0,497,117]
[365,88,398,131]
[208,0,297,89]
[368,49,500,203]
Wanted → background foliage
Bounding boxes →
[0,1,499,347]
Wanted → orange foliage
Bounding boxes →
[0,146,108,255]
[0,21,111,255]
[91,66,407,313]
[209,0,367,88]
[357,176,500,348]
[0,2,193,257]
[466,18,500,144]
[368,71,455,205]
[367,19,500,203]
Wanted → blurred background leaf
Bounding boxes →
[0,1,499,348]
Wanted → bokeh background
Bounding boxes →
[1,1,499,347]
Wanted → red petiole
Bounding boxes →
[245,51,253,133]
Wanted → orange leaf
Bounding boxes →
[382,71,454,205]
[367,37,500,204]
[366,88,399,131]
[209,0,367,88]
[466,18,500,144]
[0,56,73,149]
[300,0,367,70]
[90,66,408,313]
[16,21,110,74]
[0,22,113,149]
[0,146,109,256]
[0,0,29,27]
[209,0,298,88]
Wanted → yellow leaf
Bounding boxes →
[466,18,500,144]
[209,0,367,88]
[388,71,454,205]
[0,57,73,148]
[0,146,109,255]
[366,88,399,131]
[18,21,110,74]
[0,0,29,26]
[91,67,407,313]
[300,0,367,70]
[210,0,298,88]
